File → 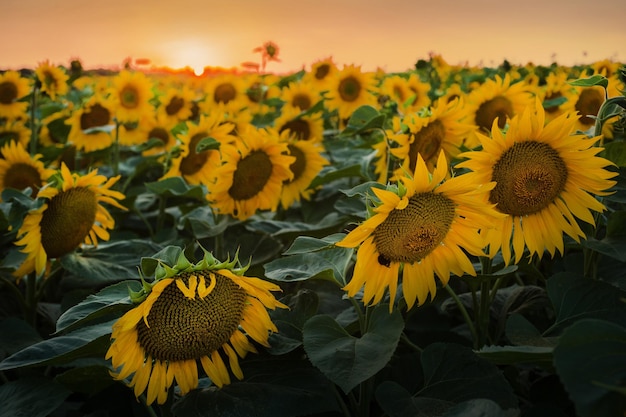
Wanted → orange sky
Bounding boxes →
[1,0,625,74]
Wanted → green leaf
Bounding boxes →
[246,212,346,238]
[144,176,207,200]
[476,345,553,365]
[0,377,71,417]
[303,305,404,393]
[545,272,626,336]
[0,320,115,370]
[554,319,626,417]
[194,136,220,153]
[55,280,141,334]
[376,381,453,417]
[179,206,232,239]
[418,343,518,409]
[268,289,319,355]
[569,74,609,88]
[340,105,386,136]
[282,233,346,255]
[441,399,518,417]
[140,245,183,277]
[0,318,43,356]
[263,245,353,284]
[583,211,626,260]
[54,364,116,396]
[505,313,556,347]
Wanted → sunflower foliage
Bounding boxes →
[0,58,625,417]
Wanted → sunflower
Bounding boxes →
[162,114,236,186]
[34,60,69,101]
[388,97,477,179]
[65,95,115,153]
[457,100,617,266]
[279,134,329,209]
[140,114,179,158]
[278,80,323,113]
[109,70,155,123]
[560,76,622,134]
[13,163,126,278]
[199,73,248,114]
[402,73,433,113]
[536,70,578,123]
[466,74,534,147]
[336,151,501,309]
[0,70,31,120]
[0,140,55,199]
[156,85,195,123]
[106,249,286,405]
[325,65,378,120]
[0,119,32,148]
[302,57,339,93]
[273,106,325,143]
[208,126,294,220]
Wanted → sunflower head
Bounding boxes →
[106,245,286,405]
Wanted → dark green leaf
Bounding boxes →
[140,245,183,277]
[476,345,553,366]
[179,206,232,239]
[545,272,626,336]
[263,245,353,284]
[554,319,626,417]
[54,364,116,396]
[441,399,518,417]
[583,211,626,259]
[282,233,346,255]
[568,74,609,88]
[60,251,136,285]
[246,212,345,238]
[194,137,220,153]
[376,381,453,417]
[418,343,518,409]
[55,280,141,334]
[0,318,43,356]
[340,105,386,136]
[505,313,555,347]
[268,289,319,355]
[0,377,70,417]
[303,305,404,393]
[0,320,114,370]
[144,176,206,200]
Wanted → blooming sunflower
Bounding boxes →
[560,76,622,134]
[466,74,534,147]
[279,134,329,209]
[34,60,69,101]
[162,114,236,186]
[537,70,578,123]
[336,151,501,309]
[278,80,323,113]
[140,114,179,158]
[199,73,248,114]
[0,70,31,120]
[388,97,476,179]
[13,163,126,278]
[273,106,325,143]
[106,248,286,405]
[402,73,433,114]
[156,85,195,123]
[0,140,55,199]
[0,119,32,148]
[66,95,115,153]
[109,70,155,123]
[302,57,338,93]
[457,100,617,266]
[324,64,378,120]
[208,126,294,220]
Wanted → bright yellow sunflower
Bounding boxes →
[279,134,329,209]
[34,60,69,101]
[106,249,286,405]
[0,70,32,120]
[208,126,294,220]
[13,163,126,278]
[560,76,621,134]
[402,73,433,114]
[457,100,617,266]
[0,140,55,199]
[336,151,501,310]
[109,70,155,123]
[162,114,237,186]
[199,73,248,115]
[324,64,378,121]
[0,119,32,148]
[466,74,534,147]
[156,85,195,123]
[66,95,115,153]
[278,80,323,113]
[536,70,578,123]
[273,106,325,143]
[140,114,179,158]
[302,57,339,93]
[387,97,477,179]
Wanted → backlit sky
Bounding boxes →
[1,0,625,74]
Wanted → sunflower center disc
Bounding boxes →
[3,163,43,197]
[490,141,568,216]
[40,187,98,258]
[214,83,236,104]
[575,88,603,126]
[228,150,273,200]
[180,132,210,175]
[475,95,514,132]
[408,120,445,170]
[338,76,362,102]
[137,272,248,361]
[373,192,455,264]
[120,86,139,109]
[285,144,306,183]
[0,81,18,104]
[165,96,185,116]
[279,119,311,141]
[80,104,111,131]
[292,94,311,110]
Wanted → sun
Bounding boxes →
[164,39,218,75]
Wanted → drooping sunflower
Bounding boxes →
[466,74,534,147]
[336,151,501,309]
[34,60,69,101]
[65,95,115,153]
[13,163,126,278]
[109,70,155,123]
[162,114,237,186]
[0,70,32,120]
[279,133,329,209]
[324,64,378,121]
[208,126,294,220]
[106,248,286,405]
[273,106,325,143]
[457,100,617,266]
[387,97,477,179]
[0,140,55,199]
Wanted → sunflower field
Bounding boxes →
[1,54,625,417]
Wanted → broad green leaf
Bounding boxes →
[442,399,518,417]
[340,105,386,136]
[60,252,137,284]
[0,377,70,417]
[505,313,555,347]
[309,164,363,188]
[172,363,339,417]
[194,136,220,153]
[268,289,319,355]
[554,319,626,417]
[568,74,608,88]
[0,320,115,370]
[545,272,626,336]
[303,305,404,393]
[263,245,353,284]
[246,212,346,238]
[282,233,346,255]
[55,280,142,334]
[54,363,116,396]
[476,345,553,365]
[140,245,183,277]
[144,176,206,200]
[0,318,42,356]
[179,206,232,239]
[583,211,626,260]
[418,343,518,409]
[376,381,453,417]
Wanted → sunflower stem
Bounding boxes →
[444,284,479,349]
[138,394,158,417]
[349,298,366,335]
[400,332,422,352]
